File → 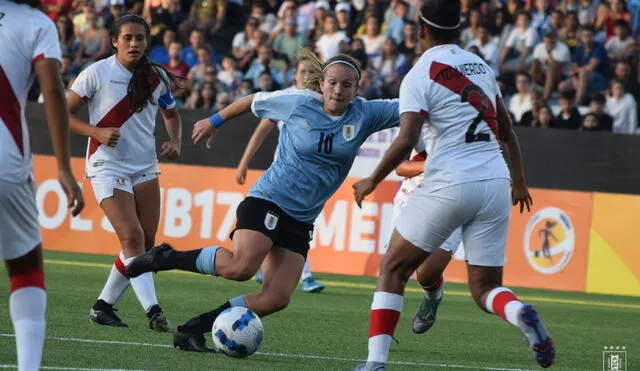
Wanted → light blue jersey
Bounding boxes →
[249,88,400,223]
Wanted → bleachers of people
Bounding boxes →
[35,0,640,133]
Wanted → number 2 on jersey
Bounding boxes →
[461,84,491,143]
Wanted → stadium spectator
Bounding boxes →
[244,45,282,89]
[361,14,386,60]
[56,14,77,56]
[566,25,610,105]
[374,37,406,97]
[309,0,330,44]
[530,0,553,37]
[519,89,545,127]
[184,81,216,109]
[257,71,281,92]
[577,0,599,26]
[336,1,357,37]
[398,20,418,60]
[41,0,73,22]
[605,20,635,62]
[467,25,500,74]
[75,11,110,70]
[531,27,571,100]
[492,8,514,50]
[73,0,99,35]
[549,9,564,33]
[235,79,255,98]
[580,112,606,131]
[315,14,350,62]
[162,41,189,100]
[558,10,580,53]
[500,10,538,74]
[231,17,260,71]
[533,104,556,128]
[555,89,582,130]
[509,72,534,125]
[606,79,638,134]
[385,0,409,45]
[187,45,215,92]
[181,30,210,68]
[613,61,640,99]
[273,16,308,62]
[599,0,632,40]
[149,29,175,65]
[102,0,124,30]
[588,92,614,131]
[145,0,184,44]
[217,55,243,94]
[460,9,482,46]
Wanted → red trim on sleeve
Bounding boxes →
[31,53,45,68]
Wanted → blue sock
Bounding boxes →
[229,295,247,308]
[195,246,220,275]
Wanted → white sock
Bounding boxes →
[122,254,159,312]
[367,292,403,363]
[11,287,46,371]
[300,259,313,281]
[97,255,131,304]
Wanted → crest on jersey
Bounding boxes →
[342,124,355,141]
[264,212,279,231]
[524,207,575,275]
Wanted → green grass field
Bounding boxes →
[0,251,638,371]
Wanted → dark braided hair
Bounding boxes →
[111,14,182,113]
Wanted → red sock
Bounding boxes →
[423,275,443,292]
[486,287,523,326]
[367,292,403,363]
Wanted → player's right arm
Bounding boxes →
[35,58,85,216]
[236,118,277,185]
[67,92,120,147]
[496,96,532,213]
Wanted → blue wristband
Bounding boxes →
[208,113,225,129]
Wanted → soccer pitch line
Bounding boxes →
[0,365,146,371]
[44,258,640,310]
[0,333,537,371]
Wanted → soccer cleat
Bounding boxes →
[89,302,129,328]
[353,362,386,371]
[517,304,555,368]
[300,276,325,293]
[411,292,442,334]
[126,243,175,278]
[147,305,171,332]
[255,269,263,285]
[173,329,217,353]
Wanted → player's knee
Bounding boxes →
[118,226,145,251]
[223,263,255,282]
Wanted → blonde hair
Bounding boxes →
[296,48,362,93]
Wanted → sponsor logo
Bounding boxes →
[524,207,575,274]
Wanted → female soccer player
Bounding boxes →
[1,0,84,369]
[353,1,555,370]
[126,49,400,352]
[236,49,325,294]
[67,14,182,331]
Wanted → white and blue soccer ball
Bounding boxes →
[212,307,264,358]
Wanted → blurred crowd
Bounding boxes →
[33,0,640,134]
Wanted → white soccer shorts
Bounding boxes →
[391,188,462,254]
[396,178,511,267]
[89,165,159,205]
[0,179,42,260]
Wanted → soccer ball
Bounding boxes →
[212,307,264,358]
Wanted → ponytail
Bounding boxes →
[296,48,362,93]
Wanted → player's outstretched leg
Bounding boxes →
[355,231,429,371]
[173,246,303,352]
[469,266,555,368]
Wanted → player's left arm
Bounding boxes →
[496,96,532,213]
[158,91,182,159]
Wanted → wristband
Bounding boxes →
[208,113,225,129]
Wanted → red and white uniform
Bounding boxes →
[70,55,175,203]
[396,44,511,267]
[0,0,60,259]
